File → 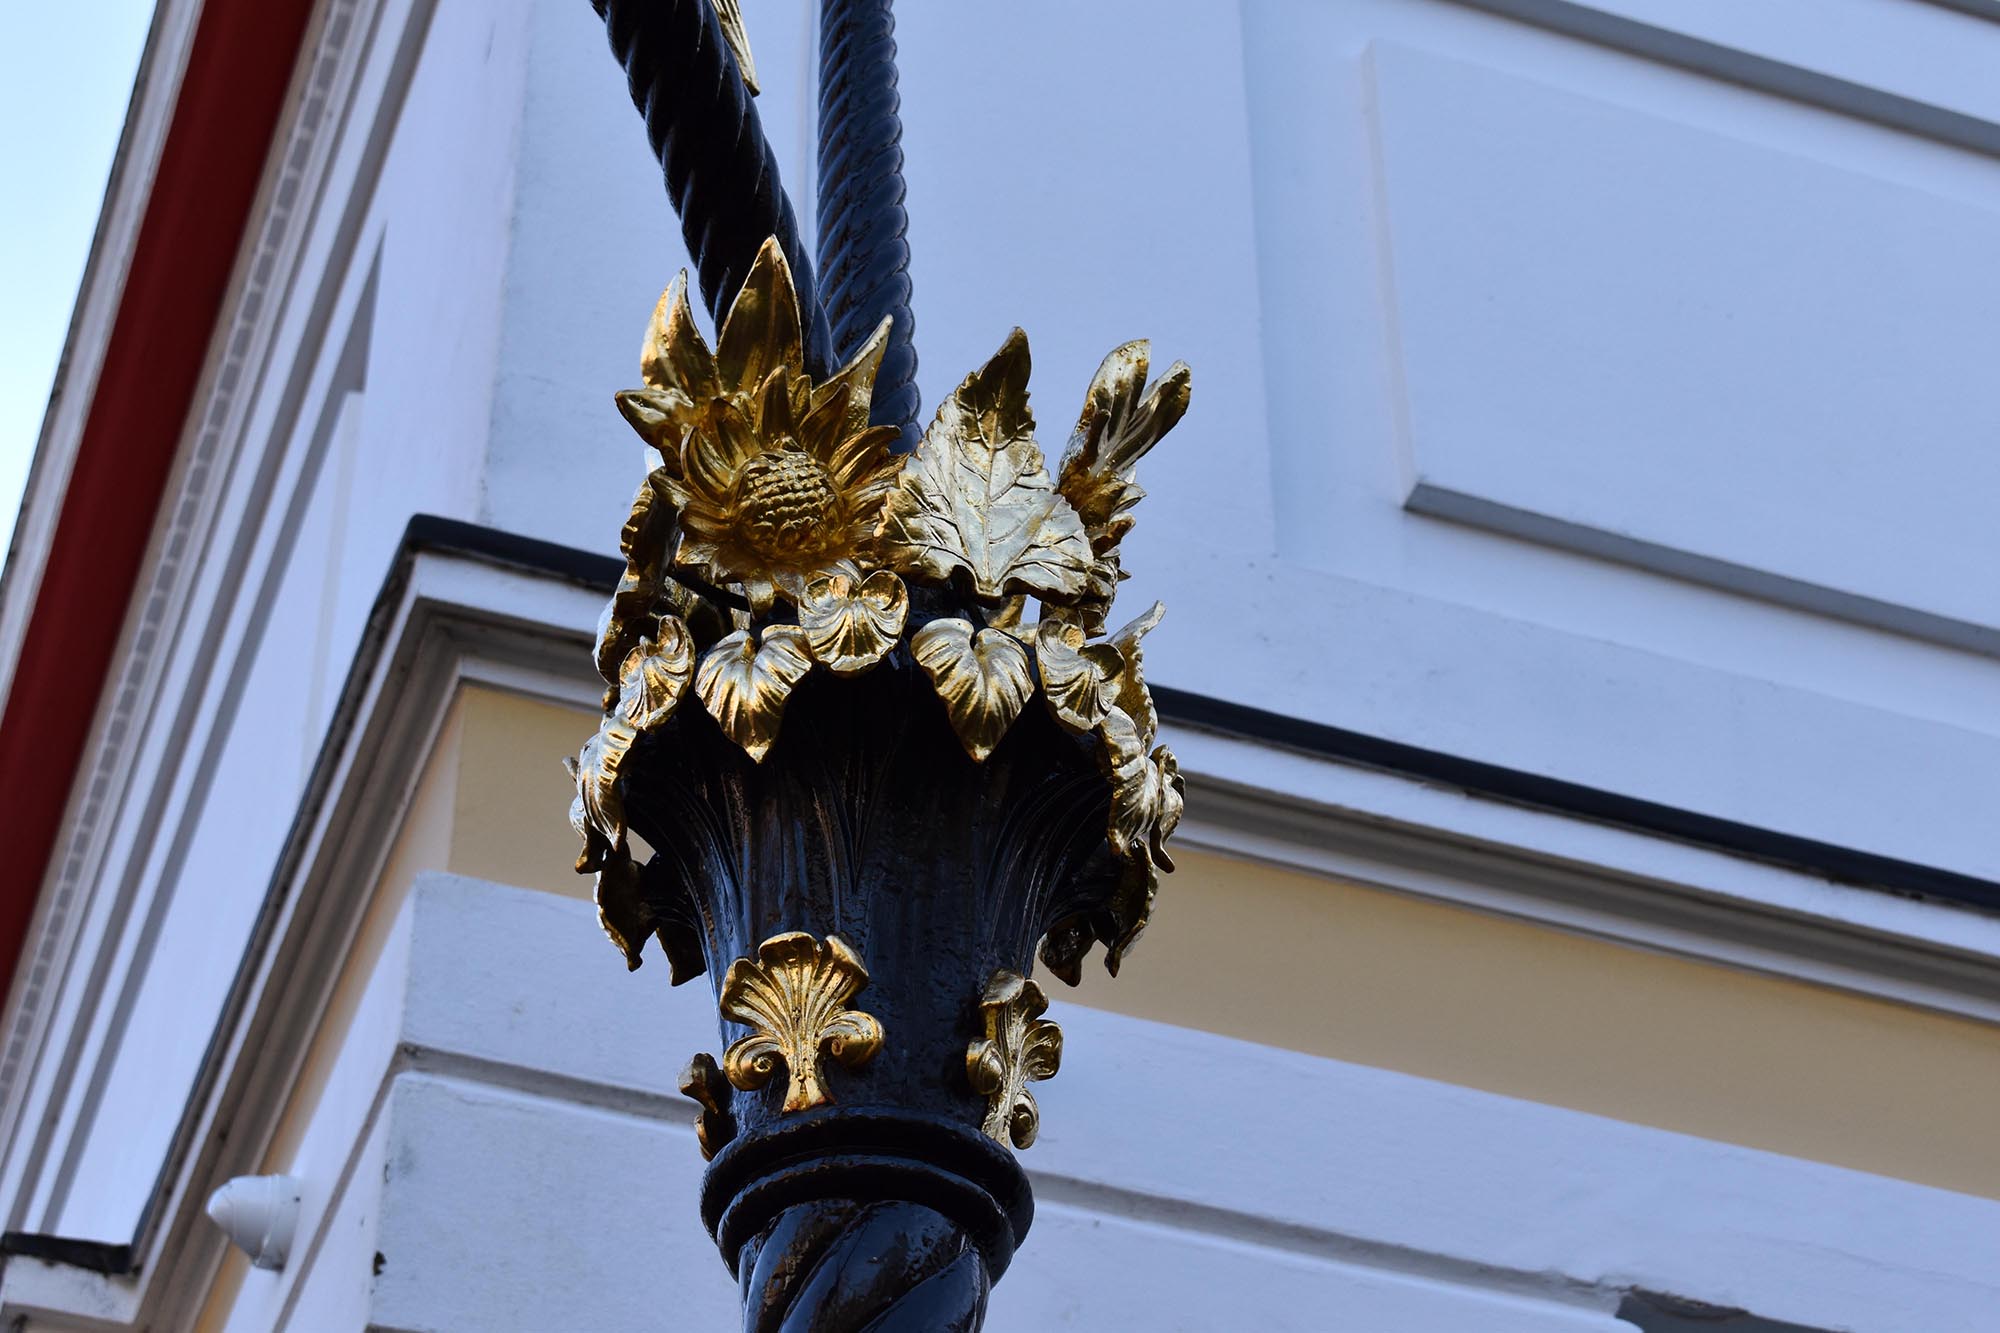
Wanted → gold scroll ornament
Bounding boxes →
[966,971,1063,1149]
[720,932,884,1113]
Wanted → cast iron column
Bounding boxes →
[572,4,1194,1328]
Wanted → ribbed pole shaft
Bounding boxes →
[817,0,920,450]
[593,0,835,378]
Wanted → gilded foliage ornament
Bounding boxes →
[569,232,1193,979]
[693,626,815,762]
[679,1052,735,1161]
[878,330,1093,603]
[966,971,1062,1149]
[616,244,900,615]
[912,618,1035,763]
[721,933,884,1113]
[1056,343,1192,634]
[799,570,908,675]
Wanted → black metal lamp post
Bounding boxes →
[572,4,1192,1327]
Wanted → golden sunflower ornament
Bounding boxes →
[615,239,903,614]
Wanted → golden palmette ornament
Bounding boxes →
[966,972,1063,1149]
[568,233,1192,979]
[720,933,884,1113]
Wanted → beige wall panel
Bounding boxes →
[1068,849,2000,1200]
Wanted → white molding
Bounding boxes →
[0,0,438,1246]
[1446,0,2000,154]
[1406,480,2000,658]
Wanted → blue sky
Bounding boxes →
[0,6,157,561]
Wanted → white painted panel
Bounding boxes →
[376,1073,1637,1333]
[376,878,2000,1333]
[996,1201,1637,1332]
[1372,42,2000,634]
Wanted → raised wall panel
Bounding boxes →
[1372,42,2000,641]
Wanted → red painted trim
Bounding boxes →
[0,1,318,997]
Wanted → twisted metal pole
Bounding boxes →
[817,0,921,451]
[593,0,836,378]
[588,6,1001,1328]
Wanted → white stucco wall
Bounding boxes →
[7,0,2000,1328]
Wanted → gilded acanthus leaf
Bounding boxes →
[1105,851,1160,976]
[1034,619,1123,734]
[1095,602,1179,896]
[694,626,815,762]
[616,617,694,731]
[567,712,639,868]
[1102,600,1166,749]
[911,618,1034,762]
[799,570,908,675]
[721,933,883,1113]
[1150,745,1185,870]
[966,971,1063,1149]
[1056,341,1191,632]
[877,329,1093,602]
[594,850,652,972]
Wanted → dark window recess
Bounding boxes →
[1618,1291,1837,1333]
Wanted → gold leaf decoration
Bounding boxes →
[966,971,1063,1149]
[694,626,815,762]
[616,243,901,615]
[581,242,1196,990]
[877,329,1093,603]
[1056,342,1191,633]
[712,0,760,95]
[567,713,638,868]
[911,618,1034,762]
[799,570,908,675]
[617,617,695,731]
[594,850,652,972]
[1105,852,1162,976]
[1097,603,1170,859]
[721,933,884,1113]
[679,1052,734,1161]
[1034,619,1123,734]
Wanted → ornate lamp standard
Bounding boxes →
[571,4,1192,1326]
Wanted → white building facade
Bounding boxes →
[1,1,1997,1329]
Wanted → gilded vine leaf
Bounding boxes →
[1055,341,1191,632]
[877,329,1092,602]
[912,619,1035,762]
[616,617,695,731]
[694,626,815,761]
[799,570,908,675]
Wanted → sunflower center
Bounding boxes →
[734,447,840,558]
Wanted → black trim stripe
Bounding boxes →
[1,1231,135,1275]
[407,515,2000,915]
